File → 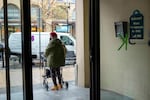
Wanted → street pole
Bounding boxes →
[67,8,68,33]
[38,8,42,66]
[66,1,70,33]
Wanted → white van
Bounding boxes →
[8,32,76,60]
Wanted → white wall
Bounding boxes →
[76,0,90,87]
[100,0,150,100]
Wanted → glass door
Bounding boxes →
[0,0,31,100]
[0,0,23,100]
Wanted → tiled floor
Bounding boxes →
[0,81,133,100]
[0,62,133,100]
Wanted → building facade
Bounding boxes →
[0,0,76,42]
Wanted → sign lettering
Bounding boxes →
[130,10,144,39]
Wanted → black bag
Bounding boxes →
[45,68,51,78]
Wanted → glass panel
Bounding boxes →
[60,36,74,45]
[0,42,6,99]
[0,0,23,100]
[0,0,6,100]
[7,0,23,100]
[31,1,76,99]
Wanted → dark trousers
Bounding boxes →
[51,67,62,86]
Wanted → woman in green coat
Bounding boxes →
[44,32,66,90]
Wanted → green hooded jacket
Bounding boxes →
[44,38,66,68]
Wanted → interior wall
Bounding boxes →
[76,0,90,87]
[100,0,150,100]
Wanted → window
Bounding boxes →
[71,0,76,3]
[56,0,75,3]
[55,25,71,33]
[60,36,74,45]
[56,0,64,2]
[72,10,76,20]
[31,6,40,19]
[0,4,20,19]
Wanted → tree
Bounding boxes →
[40,0,68,20]
[37,0,69,31]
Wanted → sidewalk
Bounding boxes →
[0,63,75,89]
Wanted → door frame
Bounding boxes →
[89,0,100,100]
[3,0,11,100]
[20,0,33,100]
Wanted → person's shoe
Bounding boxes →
[51,85,58,91]
[57,84,62,89]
